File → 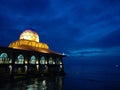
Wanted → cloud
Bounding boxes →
[67,47,120,57]
[0,0,120,53]
[96,29,120,47]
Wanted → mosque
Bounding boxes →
[0,29,65,78]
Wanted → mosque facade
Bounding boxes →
[0,30,65,78]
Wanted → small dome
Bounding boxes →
[20,30,39,42]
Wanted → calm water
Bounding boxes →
[0,57,120,90]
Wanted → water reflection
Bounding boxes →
[0,76,64,90]
[26,79,47,90]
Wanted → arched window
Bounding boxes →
[40,56,46,64]
[0,53,9,64]
[49,57,53,64]
[30,55,36,64]
[17,54,24,64]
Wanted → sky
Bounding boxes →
[0,0,120,62]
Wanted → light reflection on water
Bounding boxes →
[0,76,63,90]
[1,65,120,90]
[26,79,47,90]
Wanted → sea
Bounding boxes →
[0,56,120,90]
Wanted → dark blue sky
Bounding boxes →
[0,0,120,59]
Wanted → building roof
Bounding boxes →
[11,45,63,56]
[8,29,64,56]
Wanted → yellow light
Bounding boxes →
[53,61,55,64]
[60,65,62,68]
[36,65,39,70]
[60,61,62,64]
[36,60,39,64]
[25,65,27,72]
[15,61,17,64]
[9,29,50,52]
[45,61,47,64]
[9,60,12,63]
[42,80,46,86]
[20,30,39,42]
[25,60,28,64]
[9,65,12,73]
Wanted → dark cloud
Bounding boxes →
[0,0,120,56]
[0,0,50,15]
[96,29,120,48]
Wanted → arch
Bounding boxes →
[30,55,36,64]
[17,54,24,64]
[16,42,19,45]
[49,57,53,64]
[40,56,46,64]
[0,53,9,64]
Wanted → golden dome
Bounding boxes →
[9,29,49,52]
[20,30,39,42]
